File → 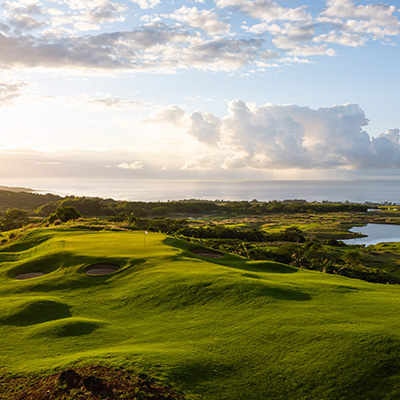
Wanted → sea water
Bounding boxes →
[2,179,400,204]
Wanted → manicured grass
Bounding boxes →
[2,228,400,399]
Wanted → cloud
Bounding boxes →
[168,6,230,35]
[212,100,400,170]
[3,0,127,35]
[0,0,398,74]
[181,154,214,170]
[86,96,144,108]
[183,37,265,71]
[118,161,145,169]
[82,0,128,24]
[0,23,267,72]
[132,0,160,9]
[313,32,366,47]
[215,0,311,23]
[0,26,190,71]
[188,111,221,145]
[318,0,400,43]
[0,81,26,105]
[146,105,186,125]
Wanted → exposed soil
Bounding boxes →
[0,365,185,400]
[190,248,224,258]
[85,264,120,275]
[15,272,46,280]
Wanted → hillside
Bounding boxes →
[1,228,400,399]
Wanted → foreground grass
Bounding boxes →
[1,228,400,399]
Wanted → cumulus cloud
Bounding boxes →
[199,100,400,170]
[0,26,187,71]
[118,161,145,169]
[183,37,265,71]
[132,0,160,9]
[188,111,221,145]
[318,0,400,44]
[146,105,186,125]
[0,0,398,73]
[0,23,269,72]
[3,0,127,35]
[215,0,311,23]
[168,6,230,35]
[313,32,366,47]
[0,81,26,105]
[181,154,214,170]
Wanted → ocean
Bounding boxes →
[2,179,400,204]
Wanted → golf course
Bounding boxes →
[1,227,400,399]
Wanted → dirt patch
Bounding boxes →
[15,272,45,280]
[85,264,120,275]
[191,248,224,258]
[0,365,185,400]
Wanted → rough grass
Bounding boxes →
[2,228,400,399]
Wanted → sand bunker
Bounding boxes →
[191,248,224,258]
[85,264,120,276]
[15,272,46,280]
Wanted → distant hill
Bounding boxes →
[0,188,61,213]
[0,185,34,193]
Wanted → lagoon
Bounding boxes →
[343,224,400,246]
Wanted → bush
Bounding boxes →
[48,206,82,223]
[0,208,29,231]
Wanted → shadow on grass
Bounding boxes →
[163,236,298,275]
[0,299,71,326]
[29,317,102,337]
[168,359,234,388]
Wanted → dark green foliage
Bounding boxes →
[176,225,305,243]
[147,218,188,234]
[218,200,368,215]
[48,206,82,223]
[0,189,61,213]
[177,225,267,241]
[35,202,58,216]
[324,239,346,246]
[57,197,114,216]
[0,208,29,231]
[0,186,369,220]
[342,250,364,267]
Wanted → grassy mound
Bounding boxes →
[1,228,400,399]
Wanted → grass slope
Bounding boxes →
[1,228,400,399]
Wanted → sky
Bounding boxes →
[1,0,400,183]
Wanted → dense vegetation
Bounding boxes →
[0,187,398,285]
[0,188,369,218]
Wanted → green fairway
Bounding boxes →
[2,228,400,399]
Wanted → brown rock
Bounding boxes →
[58,369,82,389]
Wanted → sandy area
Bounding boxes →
[15,272,46,280]
[190,248,224,258]
[85,264,120,275]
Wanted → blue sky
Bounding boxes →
[0,0,400,182]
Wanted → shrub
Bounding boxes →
[48,206,82,223]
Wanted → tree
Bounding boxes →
[1,208,29,231]
[48,206,81,223]
[341,250,364,268]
